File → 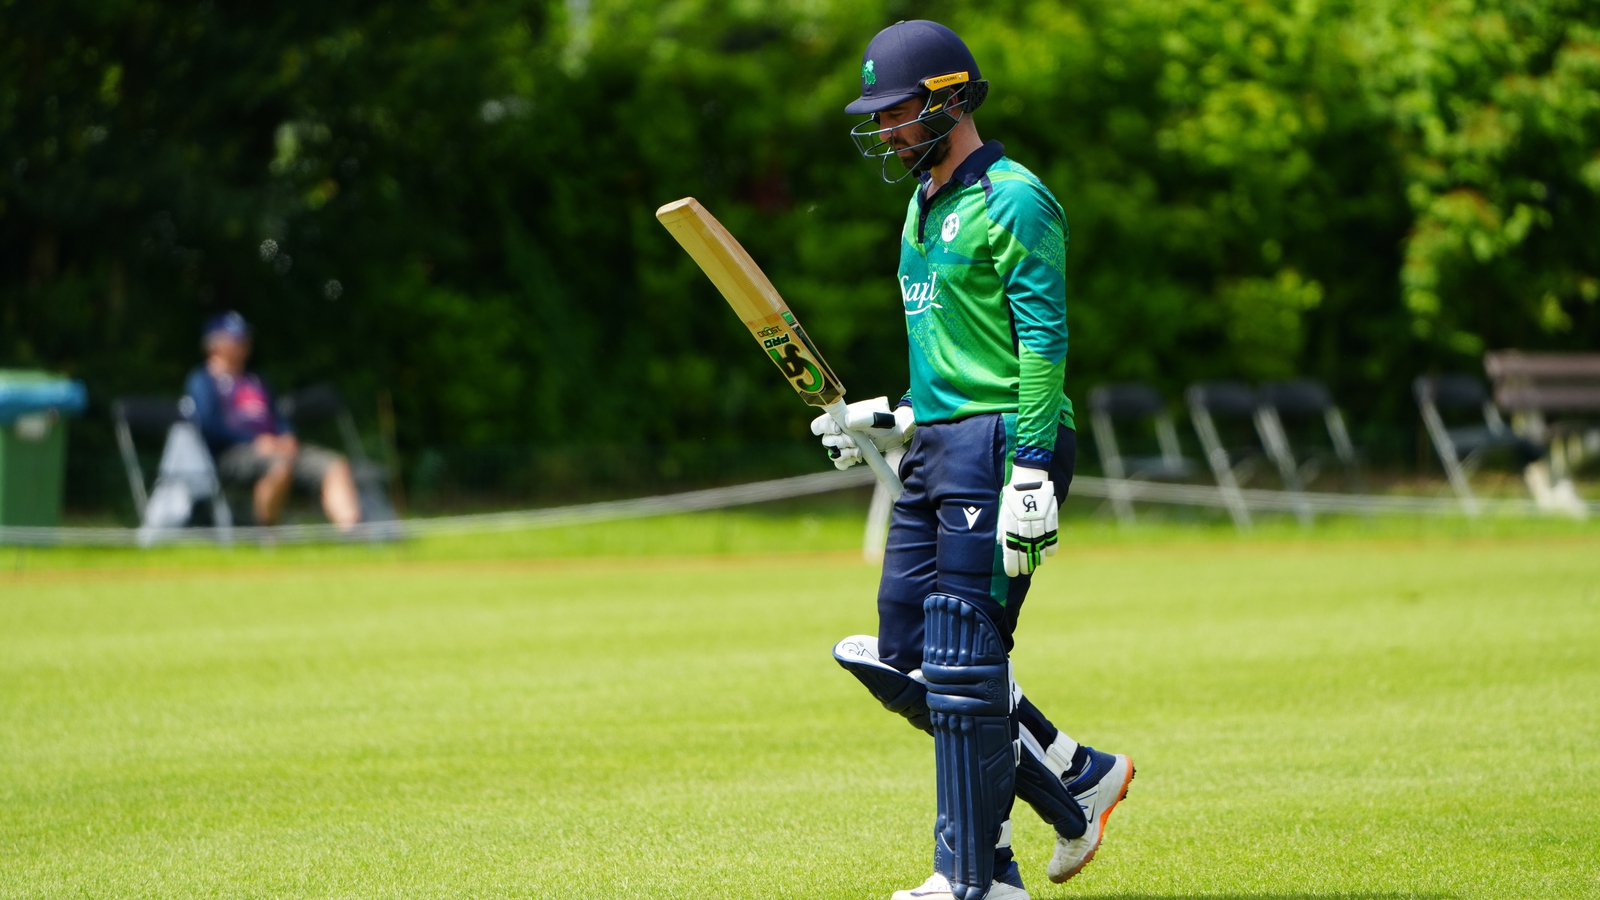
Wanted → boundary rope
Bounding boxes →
[0,469,878,547]
[1,469,1591,547]
[1068,476,1598,517]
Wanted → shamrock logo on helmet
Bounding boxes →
[862,59,876,86]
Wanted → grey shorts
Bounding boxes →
[217,441,344,492]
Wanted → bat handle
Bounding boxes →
[825,398,904,501]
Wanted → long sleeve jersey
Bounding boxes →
[897,140,1073,469]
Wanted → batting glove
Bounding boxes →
[810,397,915,471]
[999,465,1059,577]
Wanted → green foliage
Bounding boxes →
[2,0,1597,499]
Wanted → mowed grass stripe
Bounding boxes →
[2,535,1597,898]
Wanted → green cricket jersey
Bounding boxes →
[897,140,1073,469]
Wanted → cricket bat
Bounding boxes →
[655,197,904,499]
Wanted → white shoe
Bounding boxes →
[891,873,955,900]
[891,863,1030,900]
[1047,749,1135,883]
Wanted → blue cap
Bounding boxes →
[203,311,251,343]
[845,20,982,115]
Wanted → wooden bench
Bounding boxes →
[1484,351,1600,493]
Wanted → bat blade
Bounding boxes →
[656,197,844,408]
[656,197,904,499]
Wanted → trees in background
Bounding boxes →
[3,0,1597,502]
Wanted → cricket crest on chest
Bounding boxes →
[941,211,960,243]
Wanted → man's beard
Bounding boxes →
[893,129,951,173]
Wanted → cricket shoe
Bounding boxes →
[891,862,1029,900]
[1047,747,1135,883]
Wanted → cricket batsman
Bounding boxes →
[817,21,1135,900]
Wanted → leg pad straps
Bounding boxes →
[833,634,1087,840]
[833,635,934,734]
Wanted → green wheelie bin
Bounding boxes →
[0,370,88,527]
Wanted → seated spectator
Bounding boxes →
[184,312,360,529]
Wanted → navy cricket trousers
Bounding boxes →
[876,413,1077,674]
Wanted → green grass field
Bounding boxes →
[3,510,1598,899]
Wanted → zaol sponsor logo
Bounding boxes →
[900,272,943,315]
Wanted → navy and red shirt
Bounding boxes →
[184,366,290,453]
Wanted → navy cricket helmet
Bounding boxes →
[846,20,990,183]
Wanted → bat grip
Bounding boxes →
[825,399,904,501]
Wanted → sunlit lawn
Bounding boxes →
[2,510,1597,898]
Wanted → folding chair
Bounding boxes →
[113,397,182,518]
[1087,383,1202,524]
[1414,375,1542,514]
[275,384,398,524]
[111,397,233,537]
[1185,382,1263,528]
[1254,380,1363,501]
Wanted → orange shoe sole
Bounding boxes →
[1051,757,1136,883]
